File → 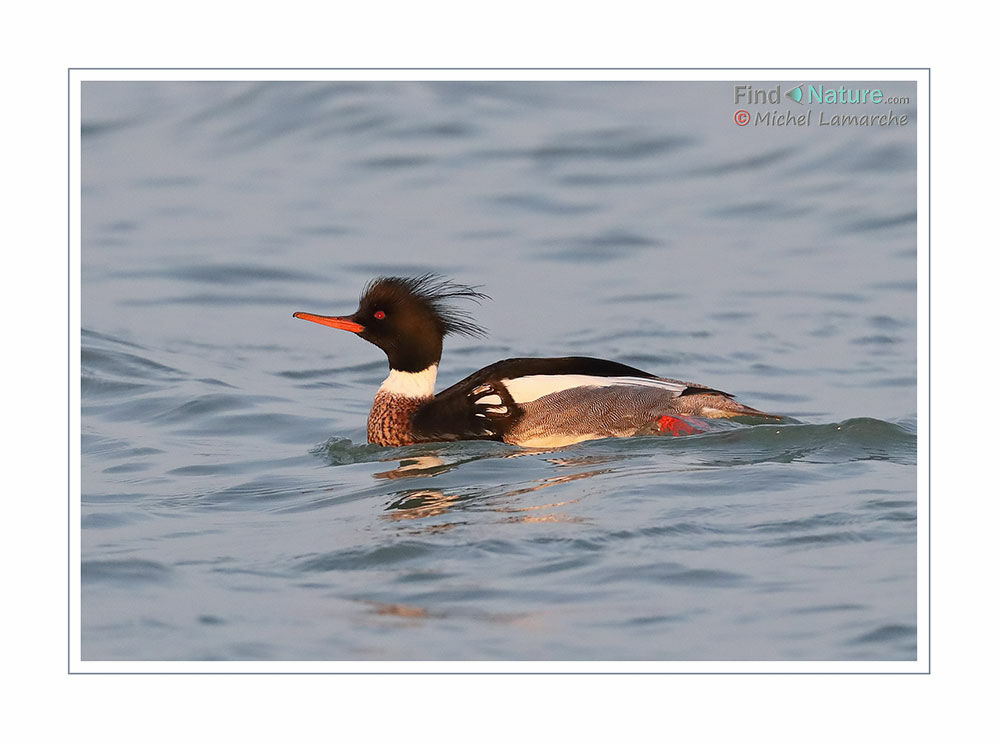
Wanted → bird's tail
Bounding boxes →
[676,393,783,421]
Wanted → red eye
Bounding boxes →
[373,310,386,320]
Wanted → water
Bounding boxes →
[80,80,917,662]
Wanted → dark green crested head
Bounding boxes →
[295,274,489,373]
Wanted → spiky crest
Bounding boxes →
[361,274,489,338]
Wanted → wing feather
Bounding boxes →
[502,374,691,404]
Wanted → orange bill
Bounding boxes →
[293,312,364,333]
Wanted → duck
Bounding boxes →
[293,274,780,448]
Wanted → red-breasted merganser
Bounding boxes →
[294,275,780,448]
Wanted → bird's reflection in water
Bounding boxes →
[371,445,624,482]
[364,600,440,619]
[489,469,607,524]
[360,599,532,628]
[381,451,613,524]
[372,455,451,480]
[385,489,463,521]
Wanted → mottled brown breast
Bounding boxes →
[367,391,427,446]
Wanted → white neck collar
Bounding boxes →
[377,365,438,399]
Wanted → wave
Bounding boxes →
[310,416,916,470]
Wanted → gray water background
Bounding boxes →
[80,80,917,661]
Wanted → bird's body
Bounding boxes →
[294,275,779,448]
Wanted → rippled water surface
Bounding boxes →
[80,80,917,662]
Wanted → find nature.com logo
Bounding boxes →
[732,83,910,128]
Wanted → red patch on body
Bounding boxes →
[656,415,701,436]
